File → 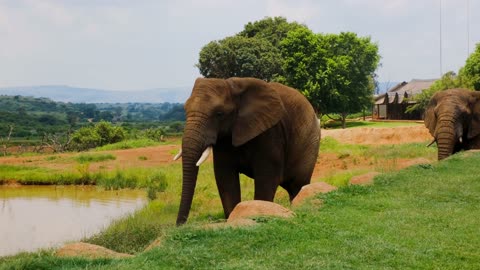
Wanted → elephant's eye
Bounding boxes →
[215,111,224,118]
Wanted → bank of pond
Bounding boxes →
[0,185,147,257]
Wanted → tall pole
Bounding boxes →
[467,0,470,56]
[439,0,443,76]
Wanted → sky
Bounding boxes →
[0,0,478,91]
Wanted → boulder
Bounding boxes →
[227,200,294,222]
[349,172,381,186]
[291,182,337,207]
[56,242,133,259]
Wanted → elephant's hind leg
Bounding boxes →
[281,174,311,202]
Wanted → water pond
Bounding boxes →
[0,185,146,257]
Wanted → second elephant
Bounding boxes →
[424,88,480,160]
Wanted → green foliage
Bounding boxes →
[142,127,165,141]
[238,16,307,47]
[281,30,380,128]
[145,171,168,200]
[75,153,116,163]
[167,121,184,133]
[197,35,283,80]
[279,27,325,90]
[0,95,186,142]
[196,17,304,81]
[71,121,126,151]
[460,43,480,90]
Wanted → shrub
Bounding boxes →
[71,121,126,151]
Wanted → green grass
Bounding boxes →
[0,164,168,189]
[320,136,369,156]
[323,119,421,129]
[320,137,436,162]
[74,153,116,163]
[94,139,164,151]
[2,151,480,269]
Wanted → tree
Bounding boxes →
[459,43,480,90]
[280,30,380,128]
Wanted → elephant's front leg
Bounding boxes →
[212,148,241,219]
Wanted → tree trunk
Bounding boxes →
[341,112,347,129]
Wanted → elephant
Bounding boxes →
[174,77,320,225]
[424,88,480,160]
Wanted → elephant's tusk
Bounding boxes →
[426,139,436,147]
[196,146,212,166]
[459,137,463,144]
[173,149,182,161]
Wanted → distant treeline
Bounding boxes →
[0,95,185,138]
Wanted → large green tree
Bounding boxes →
[280,30,380,128]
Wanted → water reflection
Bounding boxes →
[0,185,146,257]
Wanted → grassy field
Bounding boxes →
[0,136,437,253]
[0,125,445,268]
[1,150,479,269]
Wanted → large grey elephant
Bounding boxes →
[174,77,320,225]
[425,88,480,160]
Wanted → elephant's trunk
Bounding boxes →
[435,118,457,160]
[176,116,207,225]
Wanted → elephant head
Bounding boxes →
[175,77,286,225]
[424,88,480,160]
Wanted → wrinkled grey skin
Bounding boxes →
[177,77,320,225]
[425,88,480,160]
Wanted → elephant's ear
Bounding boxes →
[468,91,480,139]
[424,98,437,136]
[227,77,286,146]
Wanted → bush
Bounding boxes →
[142,127,165,141]
[71,121,126,151]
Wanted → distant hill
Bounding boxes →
[0,85,192,103]
[0,82,398,103]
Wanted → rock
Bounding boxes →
[291,182,337,207]
[55,242,133,259]
[349,172,381,186]
[227,200,294,222]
